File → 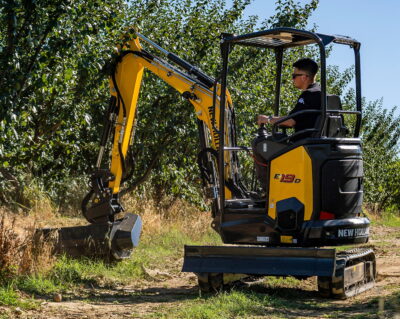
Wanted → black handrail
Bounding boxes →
[354,45,362,137]
[274,48,284,115]
[326,110,361,115]
[218,41,230,233]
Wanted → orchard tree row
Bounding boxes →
[0,0,398,212]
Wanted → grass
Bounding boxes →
[346,290,400,319]
[148,285,332,319]
[262,276,305,289]
[138,226,220,264]
[371,212,400,227]
[17,275,65,295]
[1,198,399,317]
[364,207,400,227]
[13,226,220,297]
[1,197,221,299]
[150,284,400,319]
[0,285,37,309]
[149,290,273,319]
[383,290,400,316]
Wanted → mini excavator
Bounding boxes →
[49,28,376,299]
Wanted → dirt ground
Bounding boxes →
[3,225,400,319]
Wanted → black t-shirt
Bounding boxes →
[289,83,321,138]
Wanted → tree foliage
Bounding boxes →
[362,100,400,212]
[0,0,128,205]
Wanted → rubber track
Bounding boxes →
[318,247,376,299]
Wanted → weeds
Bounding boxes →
[0,211,55,307]
[0,285,20,306]
[0,284,37,309]
[1,196,397,318]
[0,197,219,301]
[0,214,54,283]
[150,291,269,319]
[364,207,400,227]
[16,224,220,296]
[373,212,400,227]
[0,215,23,282]
[121,195,214,241]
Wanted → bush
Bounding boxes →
[362,100,400,212]
[0,214,54,283]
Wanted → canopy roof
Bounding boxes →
[223,27,359,49]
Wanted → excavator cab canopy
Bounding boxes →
[218,27,362,139]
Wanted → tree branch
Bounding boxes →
[18,12,64,97]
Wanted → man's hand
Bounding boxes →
[257,114,296,127]
[257,114,272,126]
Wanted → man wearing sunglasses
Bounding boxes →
[257,58,321,140]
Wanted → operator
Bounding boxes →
[257,58,321,140]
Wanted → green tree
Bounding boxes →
[7,0,385,213]
[0,0,128,206]
[362,100,400,212]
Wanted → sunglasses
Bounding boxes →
[292,73,308,79]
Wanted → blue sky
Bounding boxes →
[233,0,399,115]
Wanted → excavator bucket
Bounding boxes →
[36,213,142,260]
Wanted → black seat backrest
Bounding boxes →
[323,95,348,137]
[327,95,342,110]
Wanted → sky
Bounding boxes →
[232,0,399,115]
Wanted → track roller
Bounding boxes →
[197,273,224,293]
[196,273,250,293]
[318,247,376,299]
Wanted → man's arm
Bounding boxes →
[257,114,296,127]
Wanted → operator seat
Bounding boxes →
[321,95,348,137]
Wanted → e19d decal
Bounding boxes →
[274,174,301,183]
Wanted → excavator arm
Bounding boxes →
[82,33,240,231]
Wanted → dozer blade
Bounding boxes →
[183,245,337,294]
[183,245,336,277]
[36,213,142,260]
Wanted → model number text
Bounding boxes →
[274,174,301,183]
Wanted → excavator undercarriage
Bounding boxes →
[183,246,376,299]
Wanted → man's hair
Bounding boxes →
[293,58,318,76]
